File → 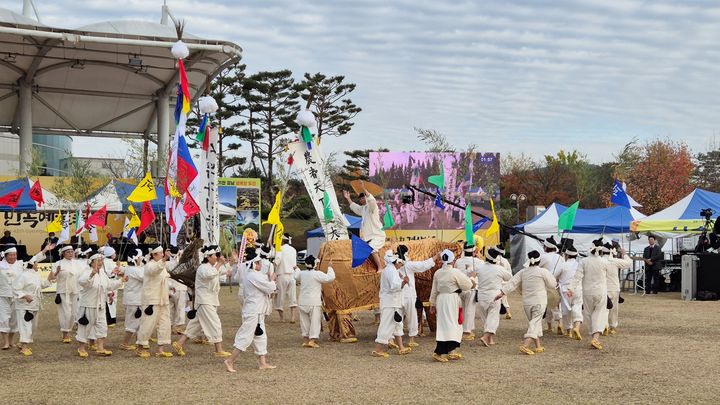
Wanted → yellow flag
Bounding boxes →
[485,199,499,237]
[262,191,283,252]
[127,172,157,202]
[127,205,141,229]
[46,211,63,233]
[263,191,282,226]
[167,178,181,199]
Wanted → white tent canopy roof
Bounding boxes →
[0,5,242,140]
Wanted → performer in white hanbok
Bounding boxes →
[224,258,277,372]
[274,234,298,323]
[102,247,120,327]
[165,247,187,335]
[76,253,123,357]
[554,244,583,340]
[539,236,564,334]
[135,246,175,358]
[605,241,632,335]
[292,255,335,348]
[53,246,82,343]
[429,250,473,363]
[395,245,435,347]
[455,243,483,341]
[493,245,513,319]
[475,249,512,347]
[567,239,612,350]
[119,249,144,351]
[173,246,231,357]
[1,245,50,350]
[372,251,412,358]
[495,250,557,355]
[13,259,52,356]
[343,184,386,270]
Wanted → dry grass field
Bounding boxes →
[2,289,719,404]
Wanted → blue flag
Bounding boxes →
[435,189,445,209]
[472,217,489,233]
[611,179,631,208]
[351,234,374,268]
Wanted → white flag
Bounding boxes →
[59,213,71,243]
[89,225,98,243]
[122,217,138,245]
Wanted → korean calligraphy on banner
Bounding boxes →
[287,141,350,240]
[199,127,220,244]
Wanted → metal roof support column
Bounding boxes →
[156,90,170,176]
[18,81,33,175]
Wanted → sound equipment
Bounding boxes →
[697,253,720,298]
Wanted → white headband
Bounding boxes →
[60,246,74,253]
[88,253,103,262]
[441,249,455,264]
[4,247,17,254]
[150,246,164,255]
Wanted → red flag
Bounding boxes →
[29,180,44,207]
[85,205,107,228]
[137,201,155,235]
[183,191,200,217]
[0,187,25,209]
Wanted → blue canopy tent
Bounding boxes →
[306,214,362,257]
[510,202,648,271]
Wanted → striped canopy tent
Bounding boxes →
[0,177,71,211]
[630,189,720,237]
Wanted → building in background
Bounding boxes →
[0,133,72,176]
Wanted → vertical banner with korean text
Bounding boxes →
[200,128,220,244]
[287,141,349,240]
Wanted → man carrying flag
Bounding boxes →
[343,182,385,270]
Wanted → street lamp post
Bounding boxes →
[510,193,527,222]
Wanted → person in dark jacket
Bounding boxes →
[642,236,664,294]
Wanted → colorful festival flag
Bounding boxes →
[464,203,474,243]
[127,172,157,203]
[323,191,334,222]
[29,180,44,207]
[611,179,632,209]
[558,201,580,233]
[485,199,500,237]
[46,211,63,233]
[351,234,374,268]
[137,201,155,235]
[0,187,24,209]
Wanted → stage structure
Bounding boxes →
[0,1,242,174]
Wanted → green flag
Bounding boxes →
[322,191,333,223]
[428,164,445,190]
[558,201,580,233]
[383,201,395,230]
[301,126,313,144]
[464,202,474,244]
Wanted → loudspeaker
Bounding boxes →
[698,254,720,295]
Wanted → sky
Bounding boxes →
[4,0,720,164]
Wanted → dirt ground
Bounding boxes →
[2,289,718,404]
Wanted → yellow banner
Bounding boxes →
[630,219,706,233]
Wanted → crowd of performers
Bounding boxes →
[0,226,632,369]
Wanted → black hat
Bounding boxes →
[396,245,409,261]
[486,248,500,263]
[527,250,541,265]
[544,236,559,250]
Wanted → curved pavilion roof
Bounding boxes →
[0,7,242,140]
